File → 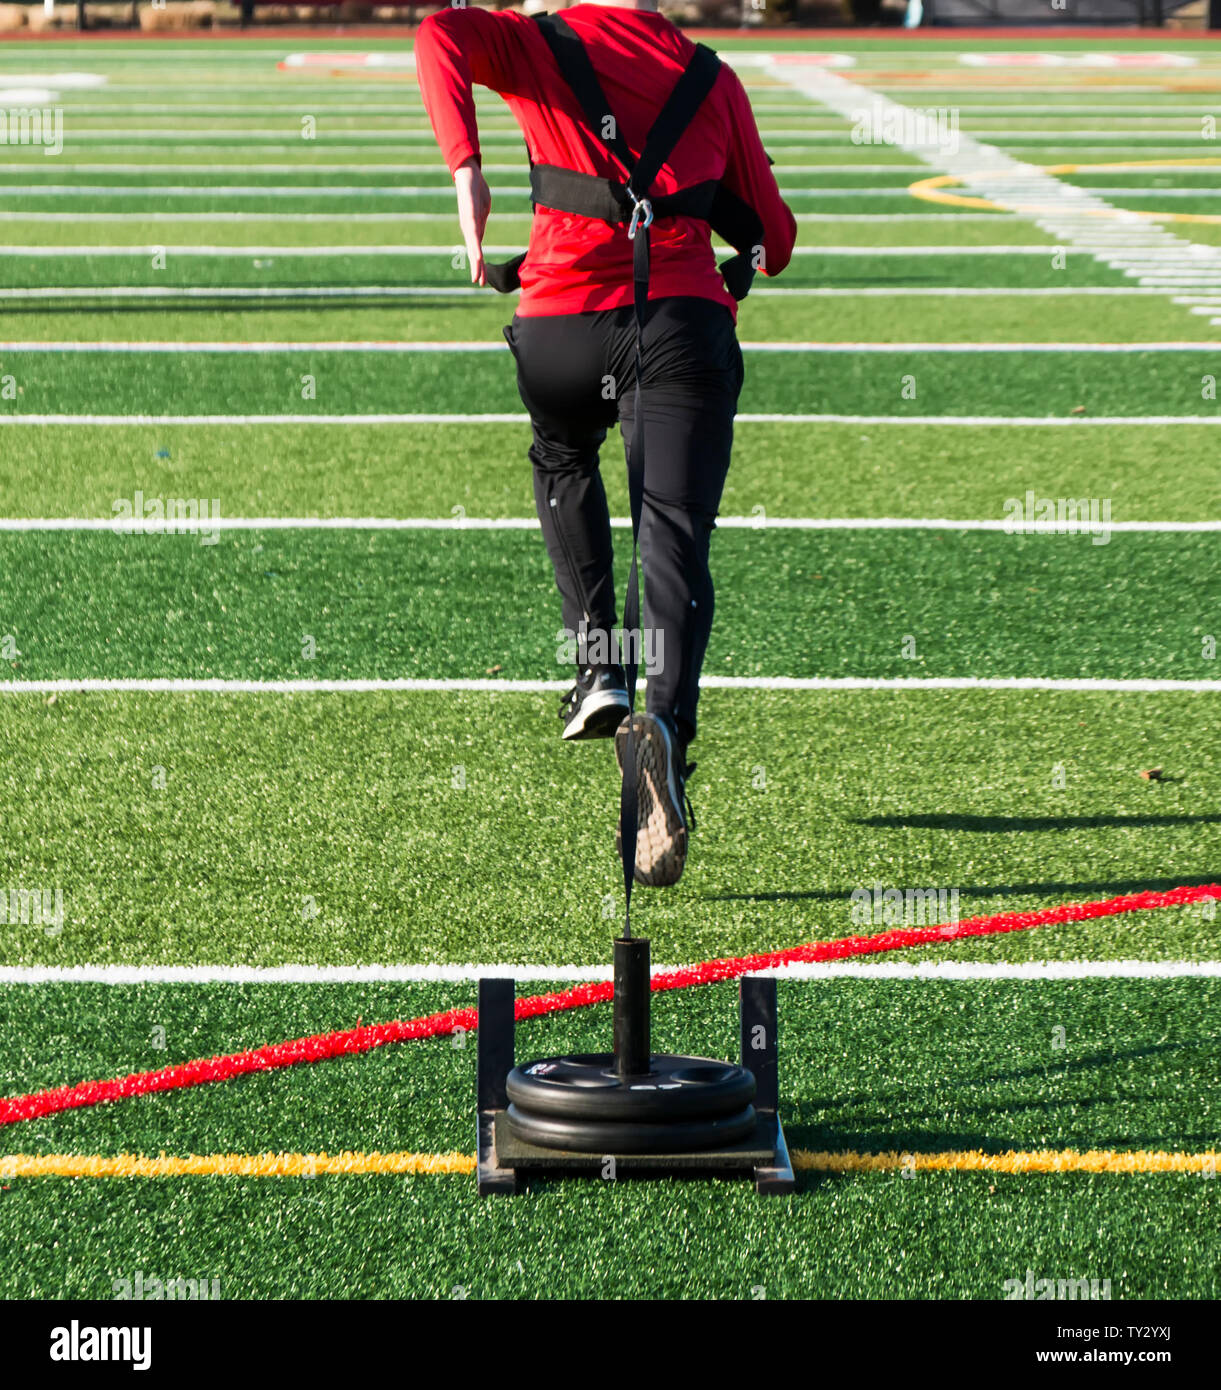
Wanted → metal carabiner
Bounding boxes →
[626,191,654,241]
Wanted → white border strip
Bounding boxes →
[0,341,1217,354]
[0,212,1023,225]
[0,245,1084,259]
[0,286,1189,303]
[0,678,1217,695]
[1,517,1216,534]
[0,287,1185,303]
[1,414,1218,426]
[0,960,1215,985]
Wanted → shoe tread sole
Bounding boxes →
[614,713,687,888]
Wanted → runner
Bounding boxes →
[417,1,796,887]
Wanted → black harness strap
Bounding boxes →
[533,13,637,178]
[708,183,765,301]
[486,14,764,304]
[527,166,720,228]
[486,251,526,295]
[629,34,722,202]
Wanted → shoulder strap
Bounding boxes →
[533,13,636,178]
[533,16,722,201]
[631,43,721,200]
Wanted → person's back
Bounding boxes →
[415,2,796,316]
[416,2,797,890]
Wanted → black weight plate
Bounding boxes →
[506,1053,755,1122]
[505,1102,758,1154]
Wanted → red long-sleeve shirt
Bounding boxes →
[415,3,797,319]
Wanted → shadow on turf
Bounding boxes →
[512,1030,1218,1195]
[853,814,1221,832]
[707,872,1220,906]
[785,1033,1221,1154]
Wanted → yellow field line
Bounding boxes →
[910,159,1221,226]
[0,1149,1215,1178]
[791,1149,1218,1174]
[908,174,1002,213]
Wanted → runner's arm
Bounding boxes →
[417,9,530,285]
[720,67,797,277]
[415,7,530,174]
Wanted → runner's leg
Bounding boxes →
[615,297,743,747]
[505,312,625,660]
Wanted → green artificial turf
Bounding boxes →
[0,293,1201,344]
[5,342,1221,417]
[0,978,1216,1298]
[0,528,1213,681]
[5,1170,1213,1300]
[0,689,1215,968]
[0,215,1054,250]
[0,251,1133,295]
[1,32,1218,1303]
[1,420,1216,522]
[1,978,1214,1155]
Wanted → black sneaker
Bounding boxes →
[559,664,630,741]
[614,712,697,887]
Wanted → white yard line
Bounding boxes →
[1,517,1215,534]
[737,341,1221,351]
[0,340,1213,353]
[0,183,531,196]
[3,183,1212,200]
[0,211,535,224]
[14,101,1221,115]
[0,286,1183,302]
[0,160,924,174]
[1,678,1217,695]
[0,960,1216,985]
[736,960,1221,981]
[0,103,880,119]
[1043,189,1221,199]
[0,245,528,257]
[0,210,1022,224]
[772,61,1221,307]
[666,287,1183,296]
[36,108,1221,122]
[873,85,1198,94]
[30,128,1216,141]
[2,413,1217,425]
[12,142,1216,158]
[900,105,1221,114]
[0,244,1087,257]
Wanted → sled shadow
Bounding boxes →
[851,813,1221,832]
[707,871,1220,905]
[786,1035,1220,1154]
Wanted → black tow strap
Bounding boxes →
[532,14,720,936]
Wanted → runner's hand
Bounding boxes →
[454,157,491,287]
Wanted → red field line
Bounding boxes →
[1,882,1217,1128]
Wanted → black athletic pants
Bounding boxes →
[504,295,744,745]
